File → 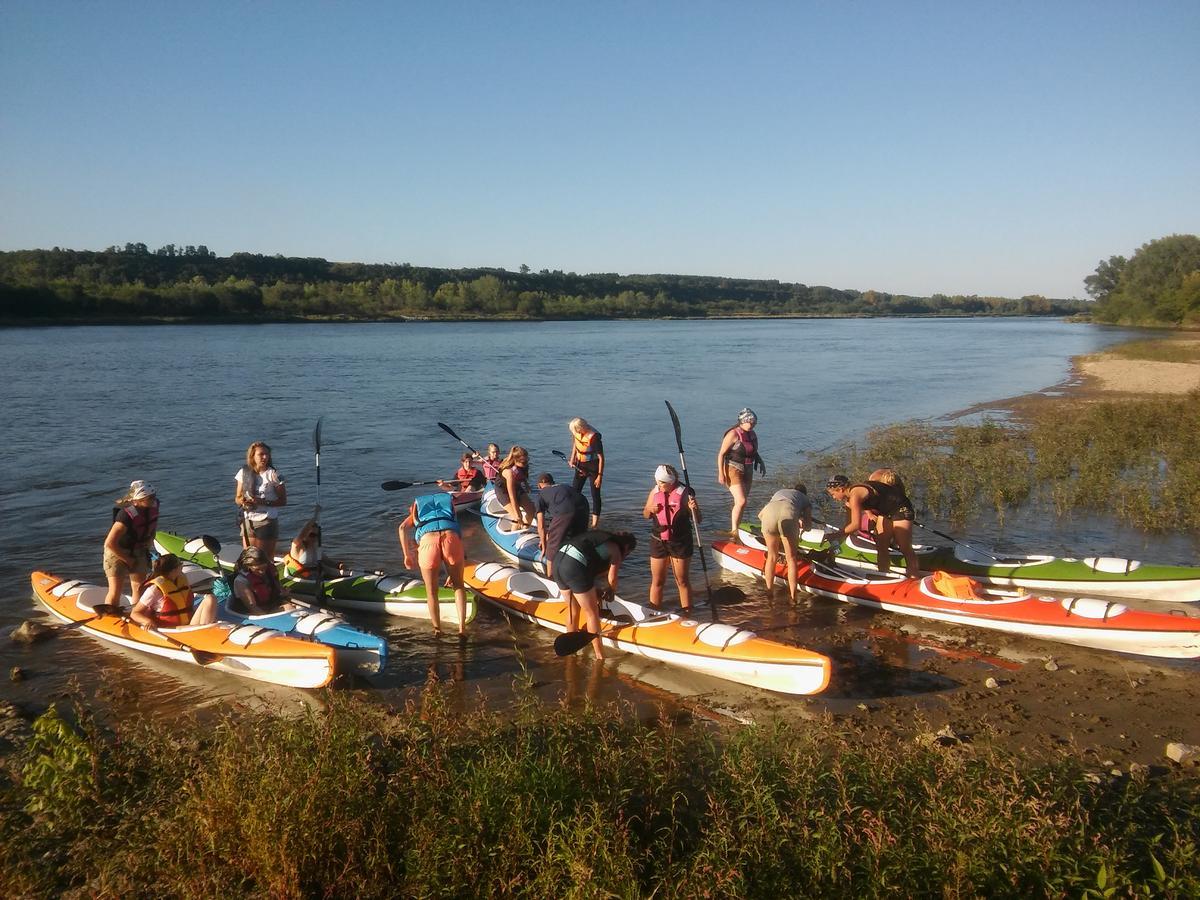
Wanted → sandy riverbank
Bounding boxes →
[693,335,1200,770]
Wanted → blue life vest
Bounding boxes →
[412,492,460,541]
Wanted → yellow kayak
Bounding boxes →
[465,562,830,695]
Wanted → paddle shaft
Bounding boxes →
[552,449,586,475]
[437,422,480,457]
[381,479,447,490]
[665,400,719,622]
[310,419,326,605]
[914,521,1005,563]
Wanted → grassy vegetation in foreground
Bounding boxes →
[1,689,1197,897]
[799,390,1200,532]
[1105,338,1200,364]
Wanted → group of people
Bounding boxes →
[102,440,325,632]
[101,414,920,658]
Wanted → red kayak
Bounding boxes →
[711,540,1200,659]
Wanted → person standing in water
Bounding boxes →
[756,482,813,602]
[716,408,765,539]
[568,417,604,527]
[643,464,702,613]
[398,491,469,636]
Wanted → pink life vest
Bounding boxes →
[652,485,689,541]
[113,500,159,549]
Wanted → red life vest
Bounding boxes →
[651,485,689,541]
[724,427,758,471]
[113,500,159,549]
[238,567,282,610]
[481,458,502,481]
[143,572,192,627]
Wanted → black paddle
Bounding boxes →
[437,422,480,457]
[913,521,1007,563]
[551,449,586,475]
[53,602,124,633]
[666,400,743,621]
[381,479,447,491]
[148,628,223,665]
[313,418,325,605]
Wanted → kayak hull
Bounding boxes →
[737,523,1200,602]
[32,572,336,688]
[478,489,547,574]
[176,562,386,676]
[156,531,474,626]
[465,561,831,695]
[713,541,1200,659]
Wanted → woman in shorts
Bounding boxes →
[552,531,637,661]
[642,464,702,613]
[399,491,468,635]
[756,483,812,602]
[103,480,159,607]
[235,441,287,560]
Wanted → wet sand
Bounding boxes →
[689,337,1200,769]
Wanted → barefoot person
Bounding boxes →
[643,464,701,613]
[130,553,217,629]
[567,417,604,527]
[716,408,765,539]
[235,441,287,559]
[826,470,919,577]
[757,482,813,602]
[398,491,469,635]
[102,480,159,607]
[553,531,637,660]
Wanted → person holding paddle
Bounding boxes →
[475,442,503,483]
[439,452,486,492]
[235,441,287,559]
[553,530,637,660]
[398,491,469,636]
[567,417,604,527]
[642,464,702,613]
[717,408,765,540]
[130,553,217,629]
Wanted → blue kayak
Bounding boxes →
[177,560,387,677]
[479,487,548,574]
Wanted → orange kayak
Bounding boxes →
[465,561,831,695]
[32,571,337,688]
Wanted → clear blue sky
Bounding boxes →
[2,1,1196,299]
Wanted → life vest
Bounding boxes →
[558,529,615,574]
[573,429,602,466]
[856,480,907,516]
[412,492,460,541]
[651,485,691,542]
[282,551,316,579]
[494,465,528,505]
[931,570,987,600]
[454,465,484,491]
[723,427,758,471]
[112,500,159,549]
[481,458,502,482]
[236,566,283,611]
[143,572,192,627]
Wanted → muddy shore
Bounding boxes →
[696,337,1200,769]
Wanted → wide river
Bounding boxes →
[1,318,1178,716]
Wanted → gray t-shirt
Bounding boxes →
[768,489,811,519]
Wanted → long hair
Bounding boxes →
[148,553,182,580]
[499,446,529,472]
[245,441,273,470]
[568,417,591,435]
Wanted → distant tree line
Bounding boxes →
[1086,234,1200,327]
[0,245,1089,322]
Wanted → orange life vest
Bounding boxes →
[144,572,193,627]
[573,429,601,465]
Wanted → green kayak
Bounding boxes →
[737,523,1200,603]
[155,531,475,626]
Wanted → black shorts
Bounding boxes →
[649,535,693,560]
[553,551,597,593]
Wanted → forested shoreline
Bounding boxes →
[0,245,1086,323]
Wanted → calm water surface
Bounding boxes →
[0,318,1183,717]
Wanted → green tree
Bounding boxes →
[1094,235,1200,325]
